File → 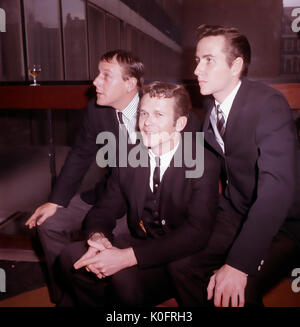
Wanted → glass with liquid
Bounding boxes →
[28,64,42,86]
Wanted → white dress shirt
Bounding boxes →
[210,80,241,153]
[148,142,180,192]
[116,92,139,144]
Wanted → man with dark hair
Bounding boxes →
[57,81,220,307]
[194,24,298,306]
[25,49,144,304]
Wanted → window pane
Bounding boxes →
[133,31,149,81]
[0,0,25,81]
[24,0,63,81]
[87,4,106,79]
[152,40,161,81]
[105,14,120,52]
[62,0,88,80]
[130,26,140,58]
[120,21,130,51]
[125,24,134,52]
[145,35,154,82]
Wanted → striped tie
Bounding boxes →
[117,111,128,139]
[117,111,124,125]
[216,105,226,138]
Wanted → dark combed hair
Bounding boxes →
[142,81,191,120]
[196,24,251,77]
[101,49,144,88]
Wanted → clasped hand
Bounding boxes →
[73,233,137,279]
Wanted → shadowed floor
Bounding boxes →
[1,279,300,307]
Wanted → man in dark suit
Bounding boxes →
[193,24,298,306]
[24,49,145,303]
[57,81,220,306]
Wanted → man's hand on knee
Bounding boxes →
[25,202,59,229]
[207,264,248,307]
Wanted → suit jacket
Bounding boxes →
[49,97,203,207]
[49,98,120,207]
[83,136,220,268]
[203,77,297,275]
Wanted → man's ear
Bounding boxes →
[231,57,243,77]
[175,116,188,132]
[125,77,138,92]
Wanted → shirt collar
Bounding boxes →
[118,92,139,121]
[148,141,180,167]
[215,80,241,119]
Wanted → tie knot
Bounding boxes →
[216,104,222,114]
[215,104,226,138]
[117,111,124,124]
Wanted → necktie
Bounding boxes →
[117,111,125,125]
[117,111,128,139]
[216,104,226,138]
[153,156,160,193]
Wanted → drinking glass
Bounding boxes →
[28,64,42,86]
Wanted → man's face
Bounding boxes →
[194,35,238,103]
[139,94,182,155]
[93,56,129,109]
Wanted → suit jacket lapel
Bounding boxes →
[223,78,248,145]
[203,79,249,155]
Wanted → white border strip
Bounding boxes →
[89,0,182,53]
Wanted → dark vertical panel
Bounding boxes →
[126,24,134,53]
[136,32,153,82]
[62,0,89,80]
[143,34,153,82]
[24,0,64,81]
[120,21,126,50]
[151,39,160,81]
[130,25,139,57]
[87,3,106,79]
[105,13,120,51]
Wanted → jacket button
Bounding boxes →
[161,219,166,226]
[260,260,264,265]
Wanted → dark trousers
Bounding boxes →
[55,202,245,307]
[57,196,246,307]
[57,200,300,307]
[37,194,93,303]
[58,239,165,306]
[58,243,170,306]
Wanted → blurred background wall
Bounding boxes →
[0,0,299,147]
